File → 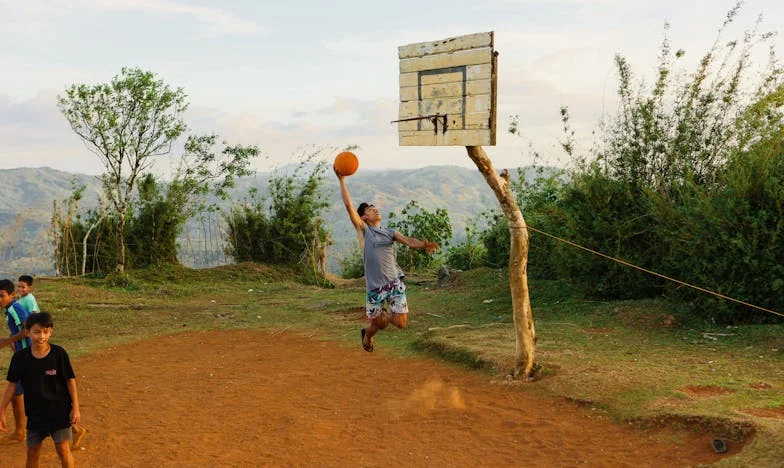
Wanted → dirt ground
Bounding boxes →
[0,330,739,467]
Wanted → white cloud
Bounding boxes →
[89,0,263,36]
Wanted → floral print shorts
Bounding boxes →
[365,277,408,319]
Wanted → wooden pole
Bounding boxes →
[466,145,536,378]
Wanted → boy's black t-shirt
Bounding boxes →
[6,344,76,431]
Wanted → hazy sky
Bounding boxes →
[2,0,783,175]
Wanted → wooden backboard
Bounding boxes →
[397,31,497,146]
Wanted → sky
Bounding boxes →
[2,0,783,176]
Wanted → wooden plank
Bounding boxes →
[397,113,491,132]
[399,47,492,73]
[398,32,493,59]
[490,51,498,145]
[398,129,493,146]
[398,95,491,118]
[400,79,491,102]
[399,63,491,88]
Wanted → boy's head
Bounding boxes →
[0,279,15,308]
[357,202,381,223]
[25,312,53,331]
[17,275,34,297]
[25,312,54,343]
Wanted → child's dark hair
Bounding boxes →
[18,275,34,286]
[25,312,53,330]
[0,279,14,295]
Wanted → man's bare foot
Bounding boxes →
[72,424,87,448]
[360,328,374,352]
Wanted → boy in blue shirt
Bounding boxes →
[0,278,32,441]
[16,275,39,314]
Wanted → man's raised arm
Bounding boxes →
[337,172,364,232]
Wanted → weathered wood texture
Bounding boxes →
[398,31,493,59]
[397,32,496,146]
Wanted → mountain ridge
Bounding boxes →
[0,164,544,276]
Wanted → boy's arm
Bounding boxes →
[0,330,26,350]
[67,378,81,425]
[336,173,365,233]
[0,381,18,431]
[393,232,439,254]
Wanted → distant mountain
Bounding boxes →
[0,165,545,277]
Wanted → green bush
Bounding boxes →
[497,7,784,322]
[340,248,365,279]
[659,138,784,323]
[127,174,180,267]
[224,158,330,266]
[387,200,451,271]
[446,218,487,270]
[480,211,509,269]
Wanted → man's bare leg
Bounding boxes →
[388,312,407,329]
[363,313,389,349]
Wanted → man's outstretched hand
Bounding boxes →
[424,240,440,254]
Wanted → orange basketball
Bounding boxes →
[333,151,359,176]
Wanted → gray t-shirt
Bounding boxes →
[362,225,404,291]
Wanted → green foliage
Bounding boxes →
[126,136,258,268]
[126,175,179,267]
[340,248,364,279]
[54,182,121,276]
[58,67,189,272]
[659,138,784,323]
[555,170,666,298]
[496,5,784,323]
[480,211,509,269]
[387,200,451,271]
[224,155,330,266]
[446,217,487,270]
[510,171,569,279]
[103,271,136,289]
[55,135,259,272]
[176,134,259,212]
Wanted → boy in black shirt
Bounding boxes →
[0,312,81,467]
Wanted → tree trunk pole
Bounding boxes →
[117,210,126,274]
[52,200,61,277]
[82,214,105,276]
[466,146,536,378]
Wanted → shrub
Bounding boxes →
[387,201,451,271]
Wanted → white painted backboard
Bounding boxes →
[397,31,497,146]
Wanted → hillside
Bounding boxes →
[0,165,541,276]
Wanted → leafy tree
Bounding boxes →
[172,134,259,216]
[58,67,188,273]
[387,200,451,271]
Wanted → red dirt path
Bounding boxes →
[1,330,736,466]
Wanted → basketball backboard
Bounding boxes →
[396,31,497,146]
